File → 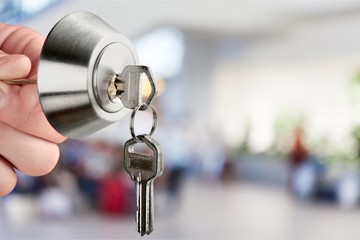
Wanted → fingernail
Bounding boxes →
[0,82,8,110]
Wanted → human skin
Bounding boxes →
[0,24,67,196]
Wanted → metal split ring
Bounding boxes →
[130,103,157,142]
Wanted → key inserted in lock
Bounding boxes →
[107,65,157,110]
[37,11,144,138]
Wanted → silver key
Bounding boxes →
[108,65,157,110]
[124,134,164,236]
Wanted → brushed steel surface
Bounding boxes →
[37,11,139,138]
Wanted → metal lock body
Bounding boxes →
[38,11,139,138]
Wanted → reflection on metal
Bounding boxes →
[37,11,139,138]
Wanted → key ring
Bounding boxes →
[130,103,157,142]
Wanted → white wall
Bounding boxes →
[211,14,360,151]
[22,1,360,151]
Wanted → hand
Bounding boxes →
[0,24,67,196]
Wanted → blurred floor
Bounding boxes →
[2,180,360,239]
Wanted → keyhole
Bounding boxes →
[108,74,125,102]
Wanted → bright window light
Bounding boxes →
[135,27,184,79]
[21,0,57,14]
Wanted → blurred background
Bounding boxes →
[3,0,360,239]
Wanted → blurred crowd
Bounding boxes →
[0,117,241,222]
[2,107,360,227]
[3,117,360,223]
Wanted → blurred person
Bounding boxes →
[35,160,94,218]
[288,125,309,195]
[0,24,67,196]
[161,123,192,205]
[288,126,325,200]
[289,126,308,172]
[65,140,124,208]
[98,162,133,215]
[11,171,41,194]
[97,144,132,215]
[336,172,360,209]
[200,131,226,184]
[220,151,238,183]
[59,139,87,170]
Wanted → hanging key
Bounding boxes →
[124,134,164,236]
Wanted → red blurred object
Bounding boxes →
[289,126,308,169]
[98,174,130,214]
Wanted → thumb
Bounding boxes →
[0,52,31,80]
[0,52,31,110]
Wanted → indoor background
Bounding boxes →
[2,0,360,239]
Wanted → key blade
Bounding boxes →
[136,180,154,236]
[148,182,154,234]
[124,135,161,236]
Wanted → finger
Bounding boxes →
[0,82,66,144]
[20,84,66,143]
[0,25,65,143]
[0,24,44,78]
[0,156,16,196]
[0,121,60,176]
[0,50,31,79]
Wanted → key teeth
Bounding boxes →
[147,227,153,236]
[137,225,153,236]
[138,229,152,237]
